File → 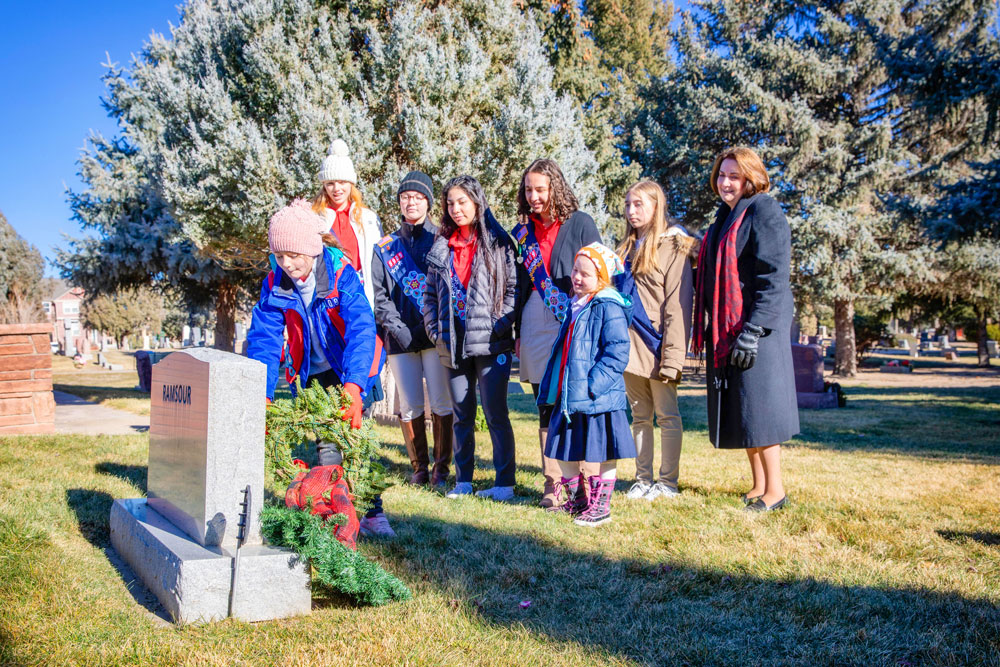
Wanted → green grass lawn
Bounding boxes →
[51,352,150,416]
[2,381,999,665]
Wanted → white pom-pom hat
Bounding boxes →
[318,138,357,184]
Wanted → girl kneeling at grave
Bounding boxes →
[536,243,637,526]
[246,199,392,537]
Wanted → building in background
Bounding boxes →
[41,281,95,356]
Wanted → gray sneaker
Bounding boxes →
[475,485,514,502]
[626,481,653,499]
[446,482,474,498]
[645,482,680,501]
[358,513,396,538]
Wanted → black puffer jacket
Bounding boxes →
[371,218,437,355]
[422,210,518,368]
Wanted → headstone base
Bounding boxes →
[796,391,839,409]
[110,498,311,624]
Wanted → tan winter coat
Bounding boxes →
[624,226,699,380]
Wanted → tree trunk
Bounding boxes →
[833,298,857,377]
[214,278,238,353]
[977,308,990,368]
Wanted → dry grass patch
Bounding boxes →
[1,380,998,665]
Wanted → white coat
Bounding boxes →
[322,203,382,306]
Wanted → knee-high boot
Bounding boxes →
[540,428,562,509]
[401,415,429,485]
[430,413,453,488]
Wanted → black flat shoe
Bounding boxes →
[741,493,762,506]
[744,496,788,512]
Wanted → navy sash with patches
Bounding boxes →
[449,258,468,321]
[615,258,662,357]
[513,219,569,322]
[375,234,428,311]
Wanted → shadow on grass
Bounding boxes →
[64,488,172,624]
[95,462,147,494]
[367,513,1000,665]
[790,385,1000,463]
[938,530,1000,548]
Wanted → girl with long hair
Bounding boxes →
[512,158,602,509]
[615,181,697,501]
[422,176,519,501]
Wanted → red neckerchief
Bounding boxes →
[448,226,477,288]
[693,208,748,368]
[328,205,360,270]
[529,213,561,275]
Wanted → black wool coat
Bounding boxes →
[422,210,519,369]
[371,218,437,355]
[700,193,799,448]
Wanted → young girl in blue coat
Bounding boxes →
[537,242,637,527]
[246,199,391,536]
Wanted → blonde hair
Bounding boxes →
[312,183,365,225]
[574,255,611,297]
[616,180,670,276]
[710,147,770,199]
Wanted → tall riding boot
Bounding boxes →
[430,413,454,488]
[401,415,429,485]
[540,428,562,509]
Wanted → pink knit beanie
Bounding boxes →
[268,199,327,256]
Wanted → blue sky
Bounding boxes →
[0,1,181,273]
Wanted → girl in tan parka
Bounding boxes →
[615,181,698,501]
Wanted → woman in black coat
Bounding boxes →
[693,147,799,512]
[422,175,519,502]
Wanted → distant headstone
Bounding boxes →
[900,339,910,350]
[110,349,310,623]
[988,340,999,358]
[818,325,828,339]
[791,343,837,409]
[191,327,202,347]
[944,349,958,361]
[135,351,153,392]
[939,335,951,349]
[182,325,191,347]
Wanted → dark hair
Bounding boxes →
[439,175,506,317]
[516,158,580,221]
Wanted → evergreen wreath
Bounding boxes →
[262,379,411,606]
[260,504,412,606]
[265,378,392,517]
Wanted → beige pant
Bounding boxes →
[624,372,682,489]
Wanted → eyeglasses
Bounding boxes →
[400,194,426,203]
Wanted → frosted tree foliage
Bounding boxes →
[61,0,606,349]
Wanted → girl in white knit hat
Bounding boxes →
[312,138,383,306]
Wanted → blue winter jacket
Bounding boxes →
[247,246,385,400]
[537,287,633,416]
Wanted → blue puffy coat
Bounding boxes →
[247,246,385,400]
[536,287,633,416]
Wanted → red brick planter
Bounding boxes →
[0,323,55,435]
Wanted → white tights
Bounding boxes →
[557,460,616,480]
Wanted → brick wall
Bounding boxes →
[0,323,55,435]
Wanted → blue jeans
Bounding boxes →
[448,353,516,486]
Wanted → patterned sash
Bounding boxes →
[614,257,662,357]
[375,234,428,311]
[450,257,468,321]
[513,219,569,322]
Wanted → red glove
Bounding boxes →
[342,383,363,429]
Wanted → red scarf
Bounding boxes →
[328,205,361,271]
[529,213,561,276]
[448,226,477,288]
[692,208,748,368]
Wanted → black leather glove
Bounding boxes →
[730,322,765,369]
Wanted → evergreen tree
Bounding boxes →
[0,210,45,324]
[630,0,933,376]
[523,0,674,218]
[62,0,606,349]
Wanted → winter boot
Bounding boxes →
[430,413,454,489]
[401,415,430,485]
[551,475,589,515]
[574,476,615,527]
[539,428,562,509]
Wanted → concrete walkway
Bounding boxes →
[53,391,149,435]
